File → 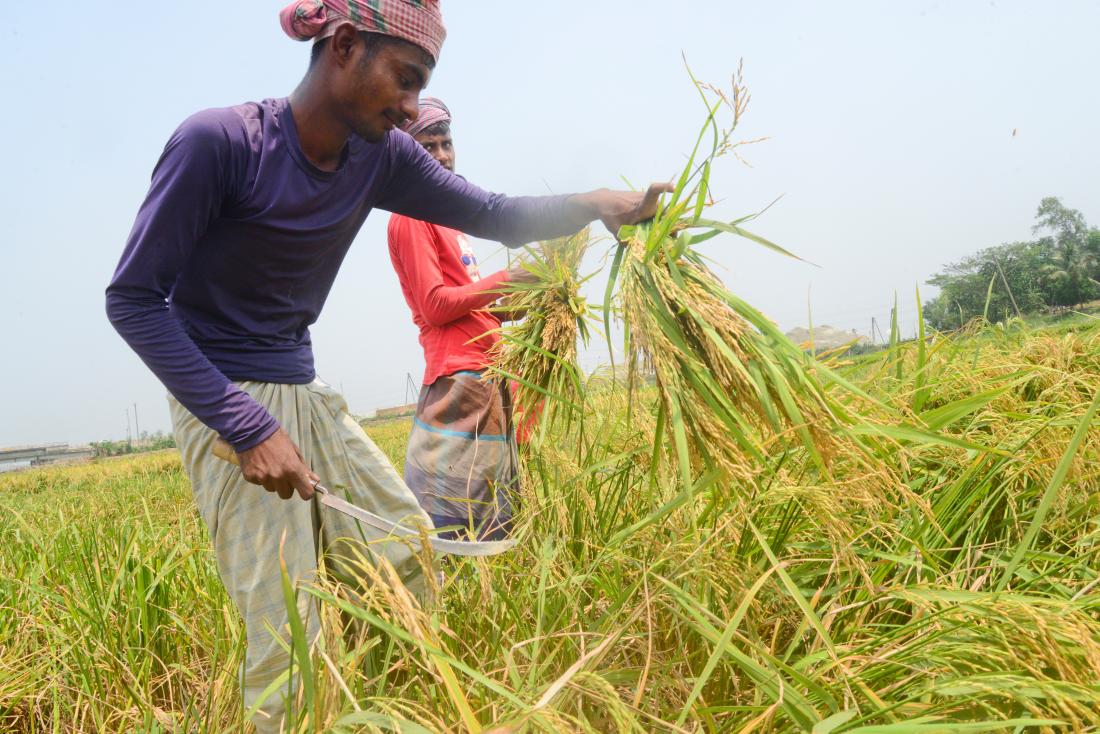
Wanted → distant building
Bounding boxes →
[369,403,418,420]
[784,325,870,351]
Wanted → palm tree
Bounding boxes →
[1039,242,1097,308]
[1033,198,1098,308]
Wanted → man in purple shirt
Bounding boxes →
[107,2,668,727]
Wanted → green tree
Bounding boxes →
[1032,197,1097,308]
[924,240,1048,330]
[922,197,1096,330]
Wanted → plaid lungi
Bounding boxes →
[404,370,519,538]
[170,378,431,733]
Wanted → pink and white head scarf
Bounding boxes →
[402,97,451,139]
[280,0,446,63]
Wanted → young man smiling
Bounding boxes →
[388,97,531,542]
[105,1,669,729]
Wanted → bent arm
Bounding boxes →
[105,112,279,451]
[420,276,510,327]
[389,216,509,327]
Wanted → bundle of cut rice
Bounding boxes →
[615,222,849,483]
[607,69,861,485]
[491,228,594,434]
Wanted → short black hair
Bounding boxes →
[416,120,451,138]
[310,31,436,70]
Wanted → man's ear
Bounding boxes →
[330,23,360,68]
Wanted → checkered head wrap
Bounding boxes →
[280,0,446,63]
[402,97,451,139]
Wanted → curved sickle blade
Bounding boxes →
[318,489,517,557]
[210,438,516,557]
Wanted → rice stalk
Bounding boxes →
[491,227,596,433]
[611,68,865,488]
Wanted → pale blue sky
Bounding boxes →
[1,1,1097,446]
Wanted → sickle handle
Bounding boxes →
[211,437,329,494]
[212,438,240,466]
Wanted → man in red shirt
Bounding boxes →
[388,97,531,540]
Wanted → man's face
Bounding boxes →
[414,132,455,172]
[334,31,433,143]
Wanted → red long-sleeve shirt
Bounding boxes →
[388,213,508,385]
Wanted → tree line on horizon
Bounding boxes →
[923,197,1100,330]
[93,430,176,458]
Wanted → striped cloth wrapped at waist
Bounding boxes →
[403,370,518,537]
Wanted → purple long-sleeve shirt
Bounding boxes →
[107,97,581,450]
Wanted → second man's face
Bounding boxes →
[415,133,455,172]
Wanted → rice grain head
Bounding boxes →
[492,228,594,430]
